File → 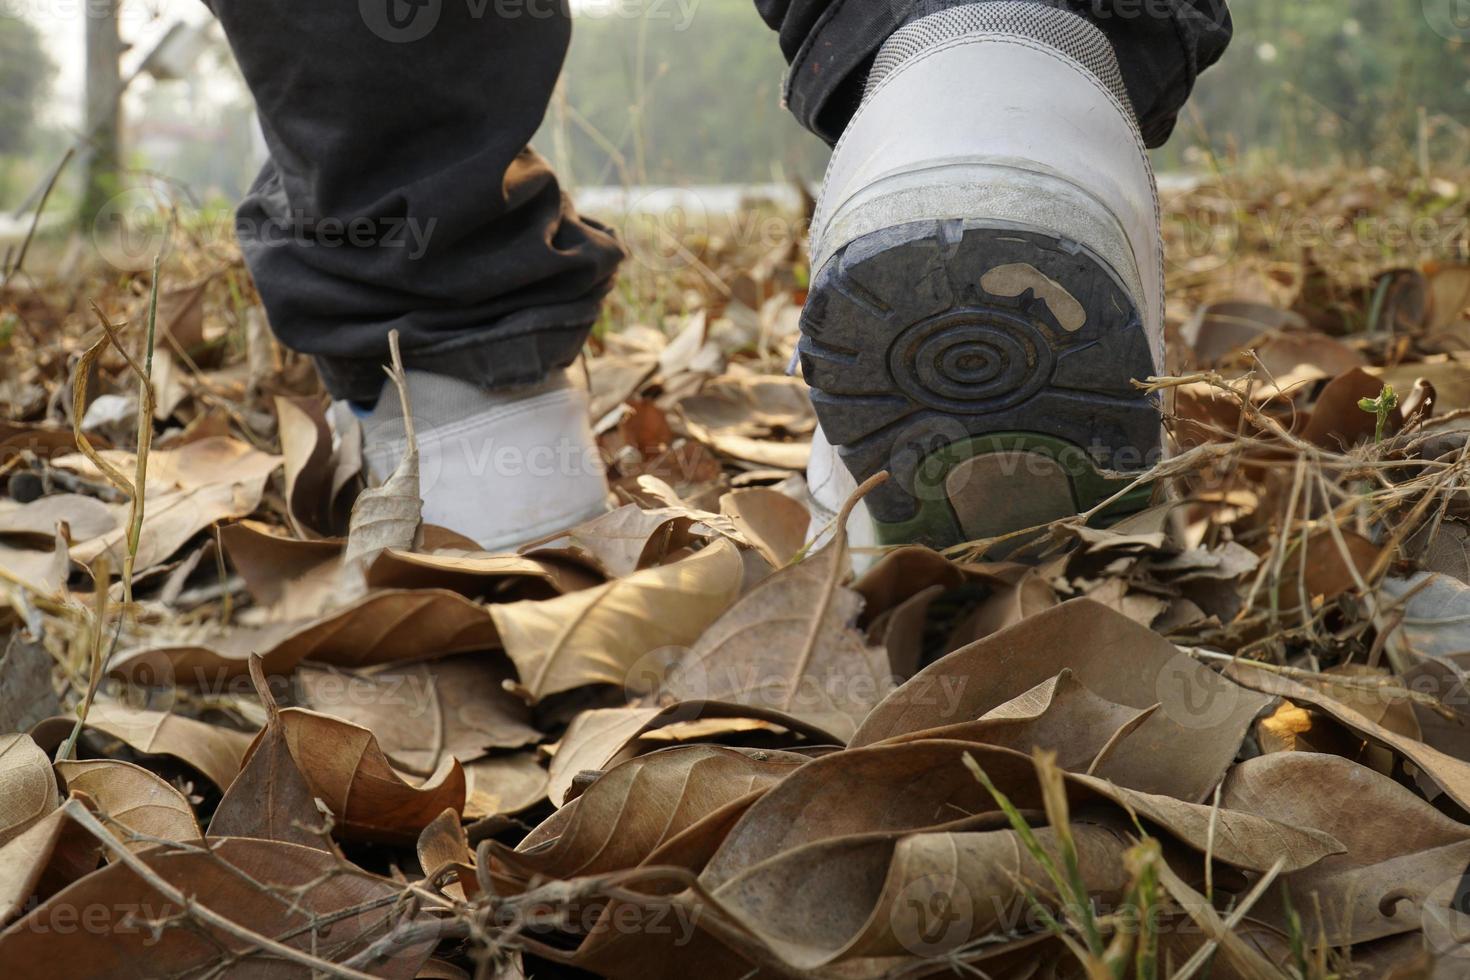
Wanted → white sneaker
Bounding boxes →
[346,368,610,552]
[801,2,1163,551]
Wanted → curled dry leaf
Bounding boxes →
[546,701,838,808]
[31,703,253,792]
[0,795,103,924]
[699,741,1339,892]
[491,538,744,702]
[0,836,438,979]
[717,487,809,568]
[53,760,201,853]
[297,656,541,775]
[274,395,336,538]
[418,807,478,900]
[493,745,807,887]
[659,490,894,741]
[209,658,335,851]
[874,669,1154,776]
[0,733,59,846]
[0,493,116,545]
[463,752,548,822]
[1221,751,1470,946]
[342,332,422,574]
[259,706,466,843]
[365,548,559,598]
[710,820,1134,969]
[53,437,282,574]
[852,599,1272,802]
[1226,662,1470,812]
[108,588,499,685]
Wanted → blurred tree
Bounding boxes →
[0,16,56,158]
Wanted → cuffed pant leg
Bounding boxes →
[205,0,625,401]
[752,0,1232,148]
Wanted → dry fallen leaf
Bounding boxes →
[54,436,282,574]
[491,539,743,702]
[0,734,59,846]
[853,599,1271,802]
[0,835,438,978]
[31,703,254,792]
[260,706,466,843]
[658,478,893,740]
[53,759,201,853]
[208,658,335,851]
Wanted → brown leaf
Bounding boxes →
[463,752,548,821]
[418,807,477,900]
[219,519,344,617]
[1278,528,1381,609]
[55,437,282,574]
[274,395,336,538]
[0,836,437,978]
[263,707,465,843]
[1427,263,1470,331]
[852,600,1272,801]
[1226,661,1470,812]
[31,704,253,792]
[492,745,805,887]
[109,588,499,685]
[1182,300,1307,366]
[0,797,102,924]
[710,821,1132,968]
[659,521,894,741]
[717,487,809,568]
[875,670,1155,775]
[1220,751,1470,945]
[0,493,116,546]
[54,760,201,853]
[491,539,743,702]
[297,655,540,774]
[343,333,421,571]
[0,633,61,733]
[546,701,838,808]
[365,547,559,598]
[1301,367,1403,448]
[209,659,334,851]
[701,740,1340,892]
[0,734,59,846]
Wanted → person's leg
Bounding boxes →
[206,0,621,548]
[206,0,623,402]
[754,0,1232,148]
[765,0,1233,552]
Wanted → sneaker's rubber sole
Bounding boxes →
[799,218,1160,553]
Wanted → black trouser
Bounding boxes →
[208,0,1231,402]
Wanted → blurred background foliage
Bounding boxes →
[0,0,1466,213]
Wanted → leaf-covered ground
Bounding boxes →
[2,169,1470,978]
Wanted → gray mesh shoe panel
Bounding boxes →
[865,2,1131,114]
